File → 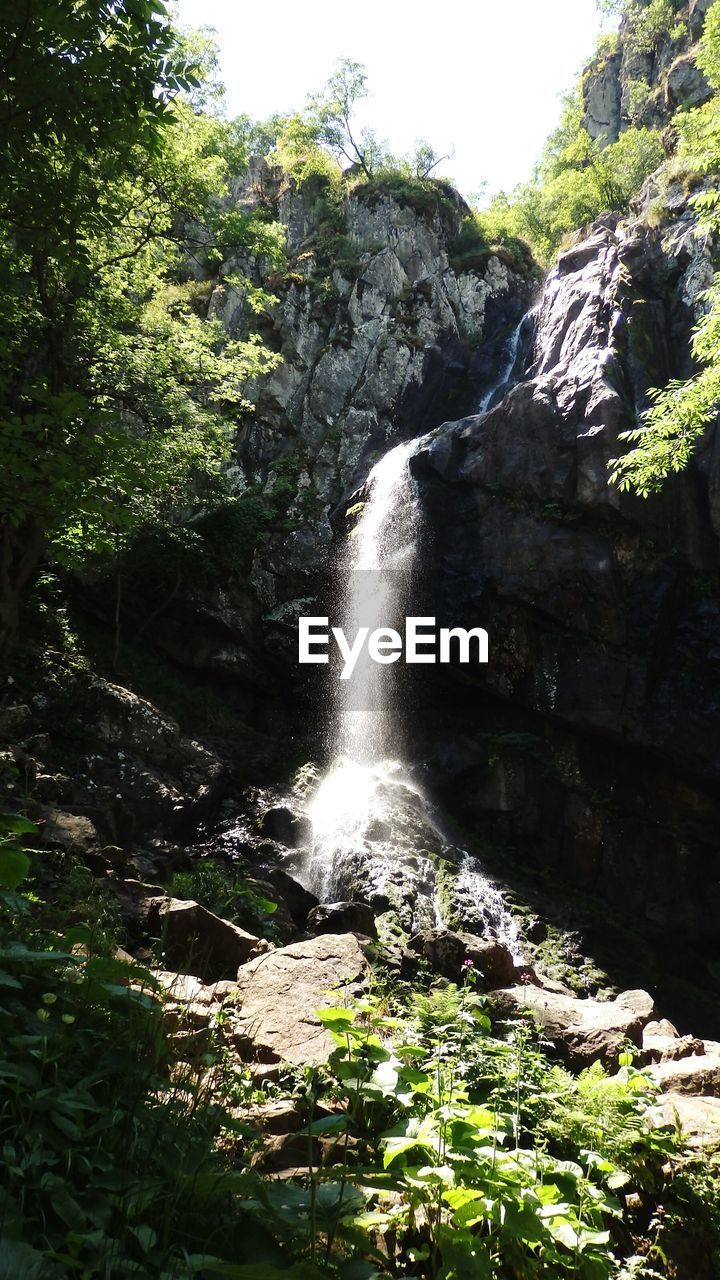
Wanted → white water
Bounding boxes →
[477,309,537,412]
[303,329,533,956]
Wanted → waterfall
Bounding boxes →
[477,308,537,412]
[302,318,535,956]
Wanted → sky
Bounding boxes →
[174,0,613,199]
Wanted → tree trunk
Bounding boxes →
[0,520,44,655]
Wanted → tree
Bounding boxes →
[496,91,664,261]
[609,0,720,494]
[0,2,282,651]
[306,58,388,178]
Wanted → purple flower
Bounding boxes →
[462,958,474,968]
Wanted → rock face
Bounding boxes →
[232,932,369,1065]
[491,985,656,1066]
[408,928,515,986]
[582,1,712,144]
[211,172,535,654]
[410,190,720,957]
[307,900,378,939]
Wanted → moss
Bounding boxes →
[449,213,537,278]
[351,173,461,226]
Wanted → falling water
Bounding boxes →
[303,321,535,954]
[477,309,537,412]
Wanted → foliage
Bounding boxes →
[304,59,389,180]
[493,92,664,262]
[246,986,680,1278]
[624,0,685,54]
[0,821,276,1279]
[609,0,720,494]
[450,209,538,277]
[0,2,283,651]
[169,860,278,939]
[0,817,706,1277]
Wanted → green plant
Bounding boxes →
[610,0,720,494]
[170,860,278,939]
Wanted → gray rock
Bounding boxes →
[690,0,714,39]
[307,900,378,939]
[233,933,369,1065]
[666,51,712,110]
[157,898,269,982]
[649,1092,720,1148]
[490,986,655,1066]
[648,1054,720,1097]
[408,928,514,987]
[267,867,319,924]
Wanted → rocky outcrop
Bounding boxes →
[408,928,515,986]
[211,173,535,651]
[491,984,655,1066]
[232,932,370,1065]
[157,898,270,982]
[410,191,720,985]
[307,900,378,938]
[583,0,712,144]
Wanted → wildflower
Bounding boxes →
[462,958,474,968]
[42,992,58,1005]
[36,1008,50,1022]
[61,1014,76,1026]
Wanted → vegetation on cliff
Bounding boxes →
[0,1,283,655]
[610,0,720,493]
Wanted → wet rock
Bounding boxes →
[267,867,319,926]
[489,985,654,1066]
[259,805,311,847]
[157,898,269,982]
[307,900,378,939]
[232,933,369,1066]
[412,198,720,954]
[408,928,514,986]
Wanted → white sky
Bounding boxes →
[175,0,612,199]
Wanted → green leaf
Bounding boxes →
[302,1114,350,1136]
[0,814,38,836]
[187,1262,326,1279]
[0,846,30,891]
[49,1182,87,1232]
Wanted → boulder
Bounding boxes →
[666,52,712,111]
[408,928,514,986]
[41,809,98,852]
[267,867,319,924]
[157,898,269,982]
[490,986,655,1066]
[647,1054,720,1097]
[649,1092,720,1149]
[259,806,311,847]
[641,1020,705,1065]
[307,900,377,939]
[232,933,369,1066]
